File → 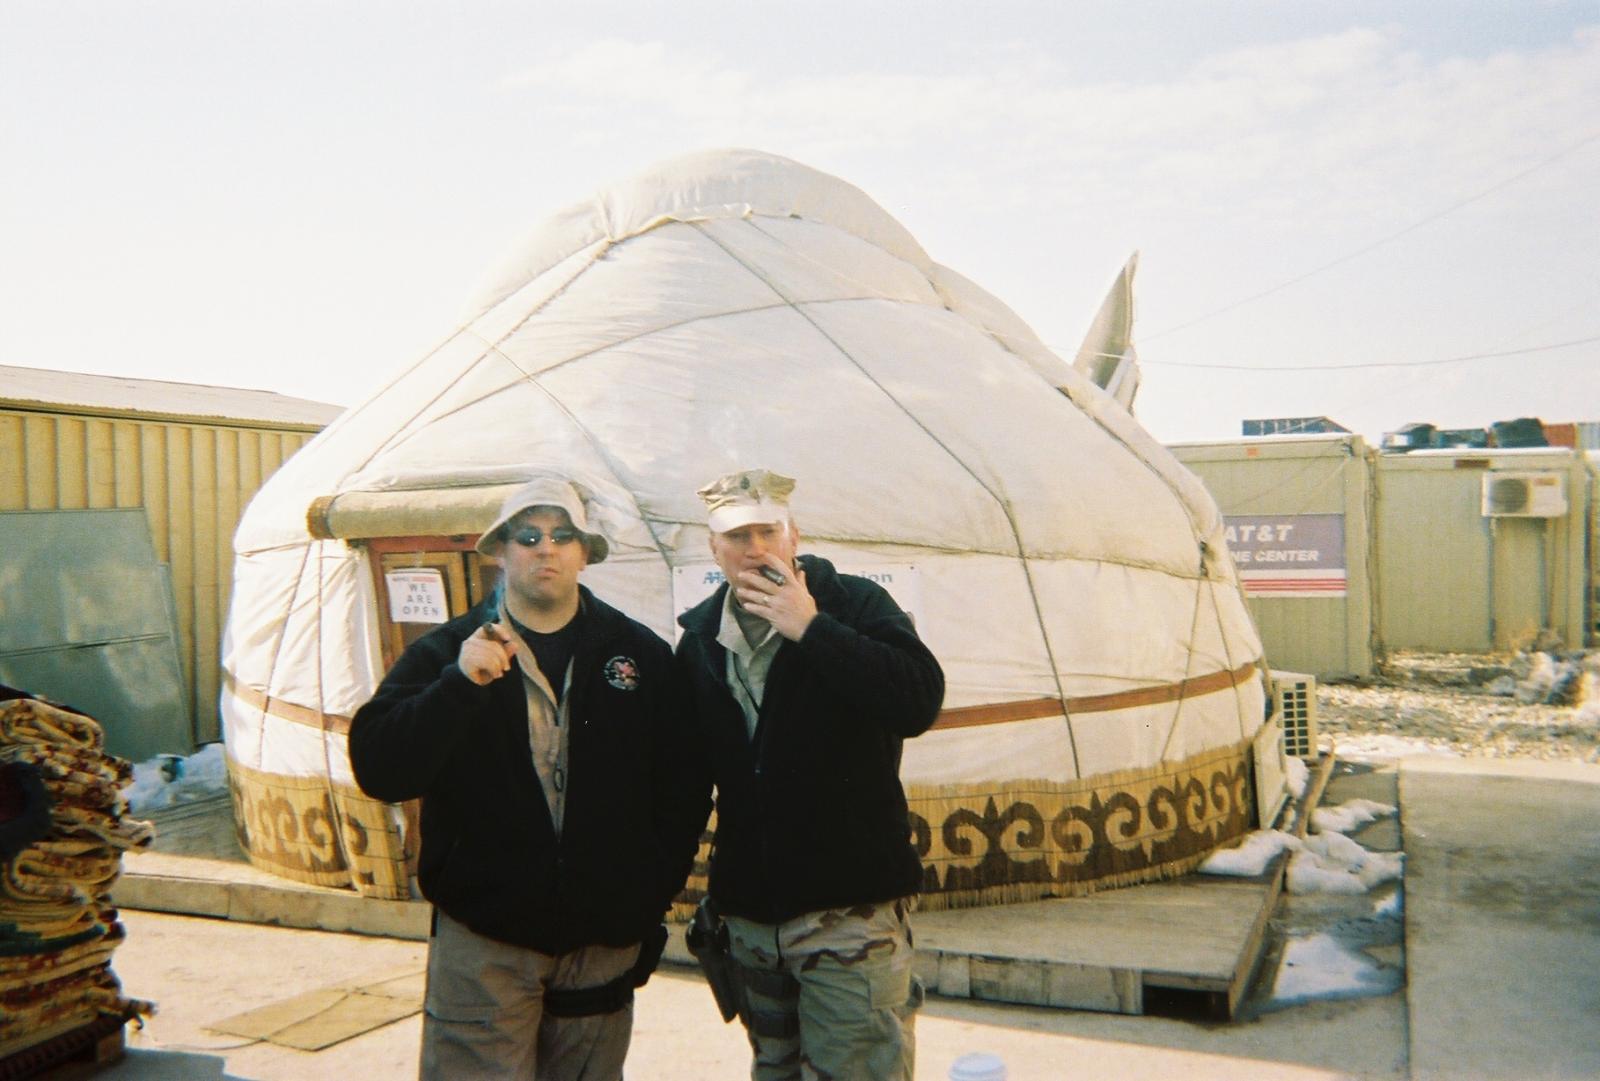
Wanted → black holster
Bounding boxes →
[684,896,743,1023]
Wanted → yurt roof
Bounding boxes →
[238,148,1224,592]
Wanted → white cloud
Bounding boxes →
[497,27,1599,219]
[481,26,1600,440]
[7,12,1595,437]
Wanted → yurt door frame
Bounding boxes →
[364,535,495,670]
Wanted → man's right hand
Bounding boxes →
[459,623,514,686]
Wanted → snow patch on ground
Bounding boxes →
[1311,798,1396,834]
[1268,931,1403,1006]
[1576,678,1600,724]
[1284,754,1309,799]
[1333,733,1461,762]
[1197,830,1300,877]
[1290,833,1404,894]
[1202,810,1403,896]
[124,743,229,813]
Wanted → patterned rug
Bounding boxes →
[0,687,156,1060]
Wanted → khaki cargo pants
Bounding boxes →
[725,899,923,1081]
[419,910,640,1080]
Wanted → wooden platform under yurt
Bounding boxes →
[114,794,1283,1020]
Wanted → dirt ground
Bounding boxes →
[1318,649,1600,763]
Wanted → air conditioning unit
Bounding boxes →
[1481,471,1567,518]
[1270,670,1319,760]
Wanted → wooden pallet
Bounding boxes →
[0,1014,125,1080]
[908,851,1287,1020]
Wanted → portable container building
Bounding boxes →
[1169,435,1376,679]
[1374,447,1591,651]
[1590,451,1600,645]
[0,365,341,745]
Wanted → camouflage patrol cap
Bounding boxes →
[697,469,797,534]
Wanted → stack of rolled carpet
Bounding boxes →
[0,685,155,1063]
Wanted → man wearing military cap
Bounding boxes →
[350,475,707,1080]
[677,469,946,1080]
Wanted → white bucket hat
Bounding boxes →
[475,477,610,563]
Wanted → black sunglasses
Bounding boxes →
[508,526,580,547]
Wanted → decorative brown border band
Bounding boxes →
[932,697,1064,730]
[932,659,1260,731]
[223,671,353,735]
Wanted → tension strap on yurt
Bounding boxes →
[932,659,1259,731]
[224,672,353,735]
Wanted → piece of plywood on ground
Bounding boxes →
[205,967,425,1051]
[912,859,1285,1017]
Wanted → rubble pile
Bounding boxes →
[1321,651,1600,762]
[0,686,155,1061]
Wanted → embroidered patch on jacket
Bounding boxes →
[603,656,641,691]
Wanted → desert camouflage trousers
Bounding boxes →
[724,898,923,1081]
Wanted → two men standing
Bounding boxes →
[349,468,943,1080]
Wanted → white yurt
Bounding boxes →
[221,149,1276,911]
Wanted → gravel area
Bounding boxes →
[1318,650,1600,764]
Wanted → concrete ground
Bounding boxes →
[95,910,1407,1081]
[55,756,1600,1079]
[1400,758,1600,1081]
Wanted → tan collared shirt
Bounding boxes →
[716,587,782,741]
[493,619,572,834]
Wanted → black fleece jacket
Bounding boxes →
[349,588,709,956]
[675,554,945,923]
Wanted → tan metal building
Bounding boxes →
[1169,435,1376,679]
[1374,447,1593,652]
[1590,451,1600,645]
[0,365,342,744]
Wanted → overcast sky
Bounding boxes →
[3,2,1596,443]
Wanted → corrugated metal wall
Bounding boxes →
[1590,453,1600,645]
[1374,449,1591,651]
[0,408,316,744]
[1171,436,1375,679]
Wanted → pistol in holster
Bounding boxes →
[684,895,743,1023]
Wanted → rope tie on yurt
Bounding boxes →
[312,542,356,880]
[247,541,319,768]
[473,353,681,611]
[415,226,743,599]
[1202,573,1254,745]
[1157,549,1211,764]
[350,238,616,476]
[694,218,1082,777]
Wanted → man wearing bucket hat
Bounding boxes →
[676,469,945,1081]
[350,475,707,1081]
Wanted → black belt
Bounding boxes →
[543,923,668,1019]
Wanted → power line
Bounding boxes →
[1143,333,1600,372]
[1142,129,1600,342]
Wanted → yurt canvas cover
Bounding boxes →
[222,149,1272,911]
